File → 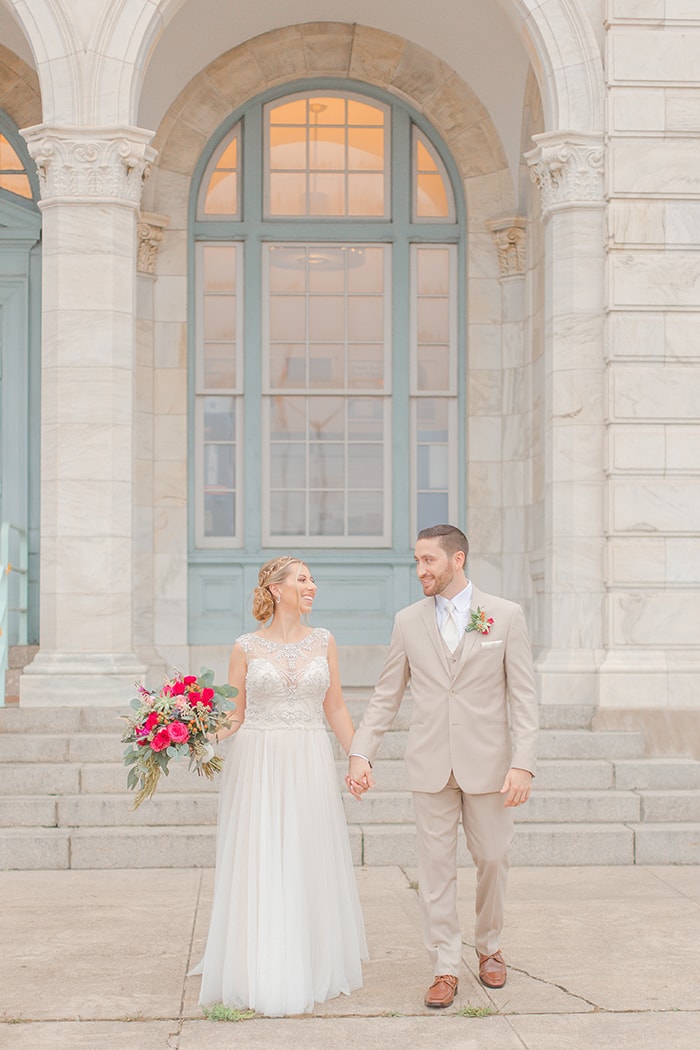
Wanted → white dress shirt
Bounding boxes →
[435,581,473,639]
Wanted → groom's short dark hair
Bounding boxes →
[417,524,469,560]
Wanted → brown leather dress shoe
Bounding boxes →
[478,950,507,988]
[424,974,458,1008]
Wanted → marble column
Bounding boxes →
[525,132,606,706]
[19,125,156,706]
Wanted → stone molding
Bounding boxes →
[137,211,170,274]
[486,216,526,278]
[21,125,157,207]
[525,132,604,216]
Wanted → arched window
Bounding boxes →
[190,83,464,640]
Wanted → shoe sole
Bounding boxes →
[424,999,456,1008]
[479,976,506,989]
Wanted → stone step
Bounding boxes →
[639,790,700,822]
[0,763,81,796]
[614,758,700,790]
[535,759,613,790]
[537,730,645,760]
[2,818,698,870]
[0,796,58,828]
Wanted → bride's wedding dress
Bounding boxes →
[191,628,367,1016]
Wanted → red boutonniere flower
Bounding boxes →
[466,607,494,635]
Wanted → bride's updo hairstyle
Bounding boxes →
[252,555,300,622]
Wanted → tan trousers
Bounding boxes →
[412,772,514,975]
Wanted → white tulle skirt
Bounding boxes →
[191,725,367,1016]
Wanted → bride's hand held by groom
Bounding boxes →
[345,755,375,800]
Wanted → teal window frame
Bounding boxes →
[188,79,466,644]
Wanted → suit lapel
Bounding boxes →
[454,584,488,675]
[420,598,450,670]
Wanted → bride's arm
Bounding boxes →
[322,633,355,756]
[212,641,247,741]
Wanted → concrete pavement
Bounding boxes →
[1,864,698,1049]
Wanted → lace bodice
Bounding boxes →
[238,628,331,729]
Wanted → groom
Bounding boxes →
[348,524,538,1007]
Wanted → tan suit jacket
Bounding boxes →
[351,585,538,794]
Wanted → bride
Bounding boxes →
[189,555,368,1016]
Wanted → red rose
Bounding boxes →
[201,687,215,701]
[198,696,213,710]
[151,727,171,751]
[183,675,198,685]
[136,711,159,736]
[171,680,186,695]
[167,721,189,744]
[187,689,202,704]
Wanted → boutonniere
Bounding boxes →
[466,607,494,635]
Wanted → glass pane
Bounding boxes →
[203,295,236,341]
[347,247,384,294]
[204,398,235,441]
[309,296,344,341]
[348,344,384,389]
[269,172,306,215]
[348,443,383,488]
[270,490,306,535]
[416,138,438,172]
[219,138,237,168]
[204,493,235,537]
[203,344,236,389]
[270,444,306,488]
[348,128,384,170]
[204,171,237,215]
[310,126,345,170]
[203,246,236,292]
[269,126,307,170]
[416,345,450,391]
[417,444,449,489]
[310,97,346,124]
[309,444,344,487]
[270,99,307,124]
[0,136,22,168]
[417,248,450,295]
[309,492,344,536]
[309,344,344,388]
[308,172,345,215]
[348,174,384,216]
[417,492,448,532]
[417,297,449,344]
[416,398,448,441]
[417,172,449,218]
[269,344,306,388]
[348,491,383,536]
[347,100,384,125]
[204,444,235,488]
[348,398,383,439]
[269,247,307,292]
[309,398,344,440]
[270,397,306,440]
[347,296,383,341]
[269,295,306,341]
[308,249,345,292]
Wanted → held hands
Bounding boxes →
[500,767,533,807]
[345,755,375,801]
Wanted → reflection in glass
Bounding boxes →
[203,296,236,341]
[310,443,344,487]
[417,247,450,295]
[417,297,449,344]
[270,444,306,488]
[413,129,453,221]
[204,444,235,488]
[416,344,449,392]
[204,493,235,537]
[417,444,449,490]
[203,343,236,389]
[270,397,306,440]
[309,491,344,536]
[309,398,344,440]
[0,135,32,199]
[417,492,448,532]
[270,344,306,388]
[348,444,382,488]
[270,491,306,535]
[203,245,236,292]
[204,397,235,441]
[416,398,448,441]
[348,491,383,536]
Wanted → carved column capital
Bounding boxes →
[137,211,170,275]
[486,216,526,278]
[21,124,156,208]
[525,132,604,217]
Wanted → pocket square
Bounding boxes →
[481,639,503,649]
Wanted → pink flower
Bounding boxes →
[167,721,189,744]
[171,680,186,696]
[151,727,172,751]
[201,687,215,702]
[183,675,198,685]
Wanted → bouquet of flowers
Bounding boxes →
[122,668,238,809]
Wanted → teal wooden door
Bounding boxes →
[0,195,41,643]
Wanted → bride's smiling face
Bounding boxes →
[277,562,316,614]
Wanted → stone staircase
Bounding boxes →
[1,697,699,869]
